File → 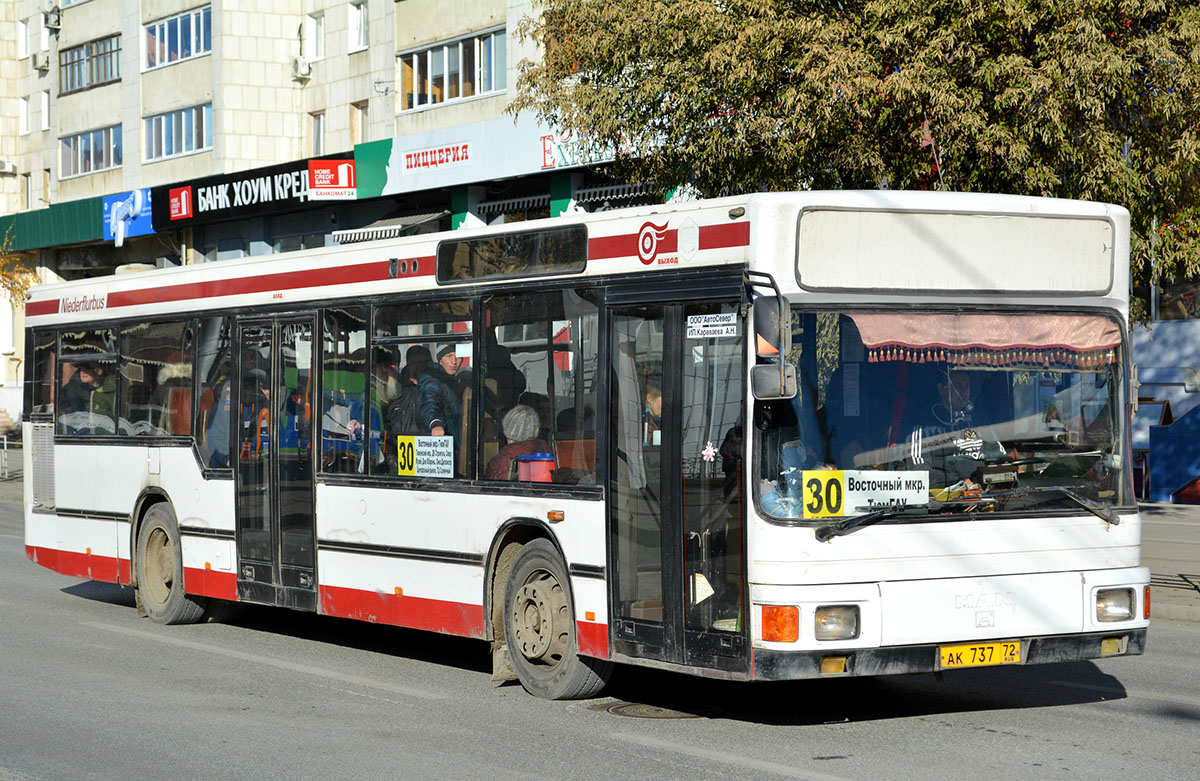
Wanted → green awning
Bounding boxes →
[1,197,103,252]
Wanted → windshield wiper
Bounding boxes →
[815,505,932,542]
[1022,486,1120,526]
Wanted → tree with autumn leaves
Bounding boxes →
[0,226,38,305]
[512,0,1200,316]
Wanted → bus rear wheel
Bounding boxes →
[136,503,207,625]
[503,539,611,699]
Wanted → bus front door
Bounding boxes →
[609,301,746,673]
[235,317,318,611]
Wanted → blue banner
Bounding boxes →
[102,189,155,246]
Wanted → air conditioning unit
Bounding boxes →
[0,160,17,176]
[32,52,50,71]
[43,8,61,31]
[292,56,312,81]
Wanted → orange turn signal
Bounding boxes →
[761,605,799,642]
[547,510,565,523]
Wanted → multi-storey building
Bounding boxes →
[0,0,650,425]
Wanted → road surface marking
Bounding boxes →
[612,732,857,781]
[1049,680,1200,707]
[85,621,447,700]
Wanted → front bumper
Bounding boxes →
[752,628,1146,680]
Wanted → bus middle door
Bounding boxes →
[235,316,318,611]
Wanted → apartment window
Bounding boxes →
[43,170,51,204]
[40,91,50,131]
[350,101,368,145]
[399,29,506,112]
[310,112,325,156]
[59,35,122,94]
[60,125,122,178]
[22,175,33,211]
[145,104,212,161]
[145,6,212,70]
[304,13,325,60]
[39,14,50,51]
[18,20,28,59]
[348,1,368,52]
[19,97,30,136]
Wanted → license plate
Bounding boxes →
[939,641,1021,668]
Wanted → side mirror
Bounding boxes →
[751,363,797,400]
[753,296,790,359]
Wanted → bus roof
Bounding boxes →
[25,190,1129,325]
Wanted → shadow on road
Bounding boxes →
[594,660,1132,726]
[60,580,1130,725]
[60,579,493,676]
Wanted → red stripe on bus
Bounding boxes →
[575,619,610,659]
[588,234,639,260]
[107,260,403,308]
[26,300,59,316]
[25,545,121,582]
[699,221,750,249]
[319,584,487,639]
[183,565,239,602]
[589,221,749,261]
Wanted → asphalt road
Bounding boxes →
[2,484,1198,780]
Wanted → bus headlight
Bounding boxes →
[1096,588,1134,622]
[814,605,860,640]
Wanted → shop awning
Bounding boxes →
[573,182,652,204]
[477,194,551,216]
[331,210,449,243]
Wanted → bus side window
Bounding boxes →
[57,328,118,436]
[320,307,367,474]
[371,300,473,478]
[195,317,232,468]
[31,329,57,415]
[480,289,599,484]
[119,320,192,437]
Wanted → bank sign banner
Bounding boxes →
[308,159,357,200]
[102,189,155,247]
[150,154,354,229]
[354,115,621,199]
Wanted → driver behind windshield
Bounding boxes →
[889,365,1013,488]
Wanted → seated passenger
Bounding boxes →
[485,405,550,480]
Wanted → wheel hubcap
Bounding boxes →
[511,570,569,666]
[143,527,173,606]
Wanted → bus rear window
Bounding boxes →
[435,225,587,283]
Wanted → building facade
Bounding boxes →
[0,0,652,425]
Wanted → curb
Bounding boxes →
[1151,602,1200,624]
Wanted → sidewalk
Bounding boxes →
[1137,501,1200,624]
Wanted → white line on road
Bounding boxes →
[1049,680,1200,708]
[85,621,447,701]
[612,732,858,781]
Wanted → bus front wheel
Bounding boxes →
[503,539,611,699]
[136,503,207,625]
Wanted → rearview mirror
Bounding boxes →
[753,296,791,359]
[751,363,797,400]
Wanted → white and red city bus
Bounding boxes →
[23,191,1149,698]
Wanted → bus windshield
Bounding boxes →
[755,310,1129,521]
